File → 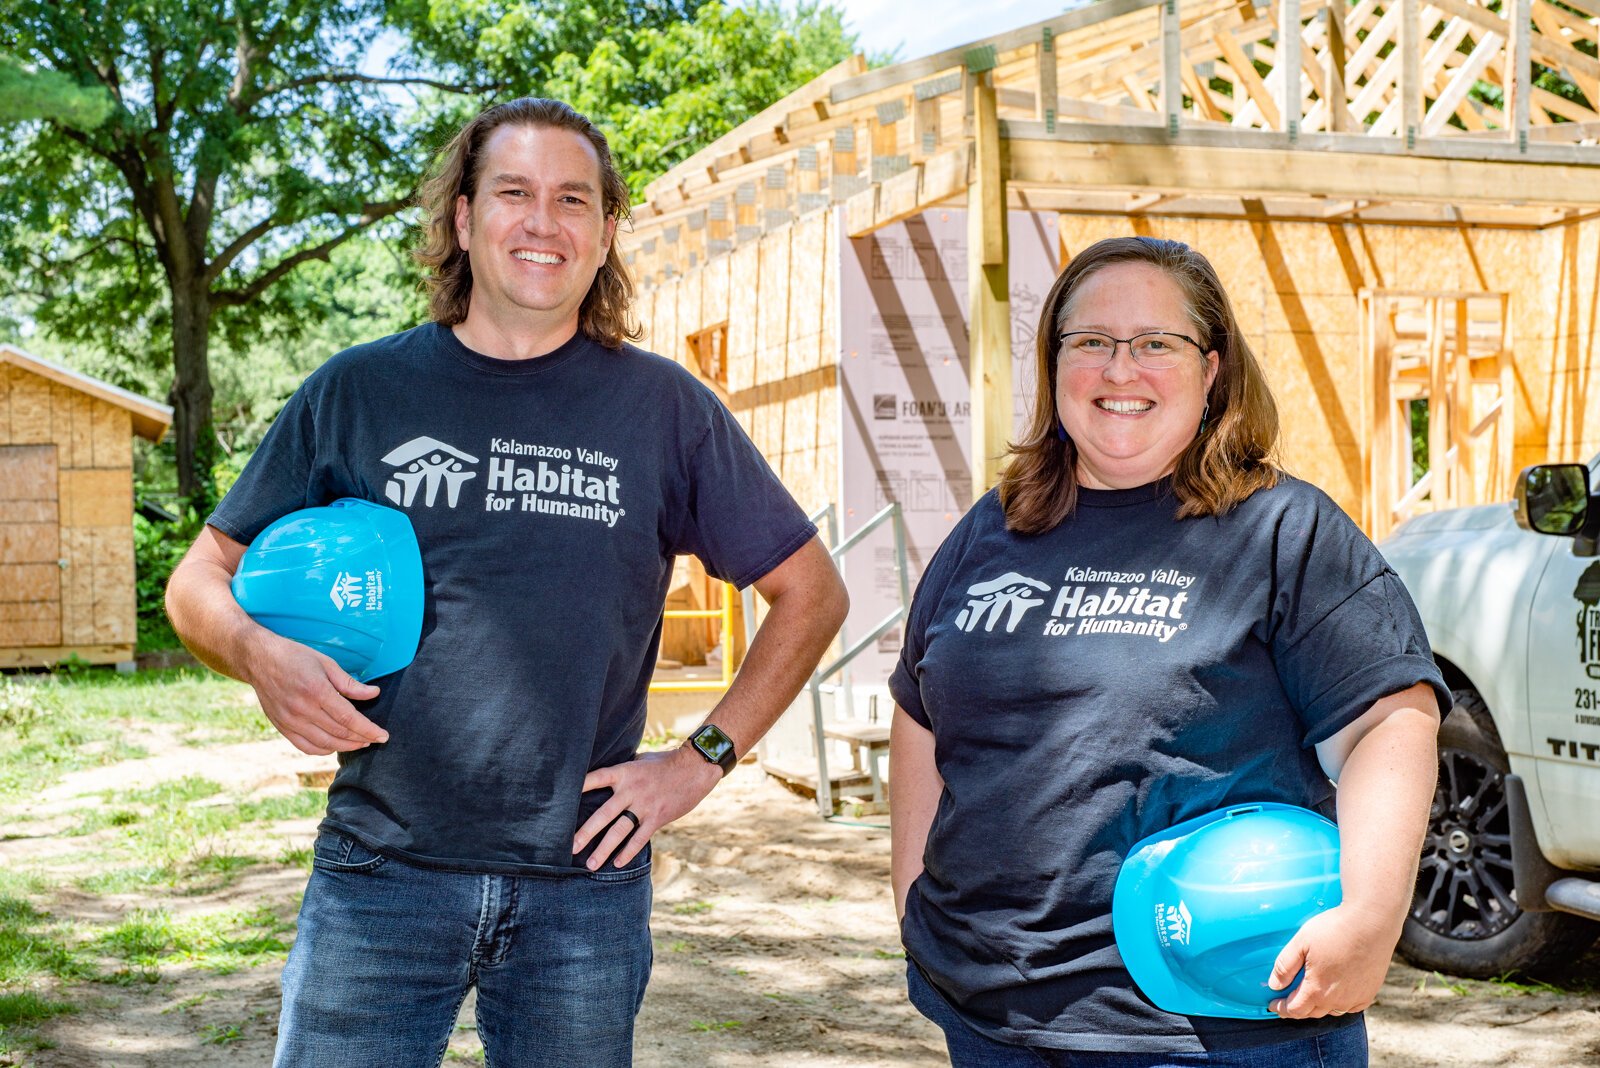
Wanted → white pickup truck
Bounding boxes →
[1381,460,1600,978]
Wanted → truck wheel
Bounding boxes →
[1397,687,1598,978]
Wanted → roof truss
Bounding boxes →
[626,0,1600,285]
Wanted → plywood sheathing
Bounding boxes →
[0,357,152,665]
[1056,212,1600,527]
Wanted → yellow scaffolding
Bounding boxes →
[649,581,737,693]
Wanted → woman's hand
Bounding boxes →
[1266,902,1399,1018]
[1271,681,1442,1020]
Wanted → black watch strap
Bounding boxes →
[689,724,738,774]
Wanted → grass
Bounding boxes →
[0,668,262,804]
[0,667,317,1048]
[57,781,326,896]
[92,905,294,976]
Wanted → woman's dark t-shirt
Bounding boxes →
[888,477,1448,1051]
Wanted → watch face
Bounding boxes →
[693,724,736,766]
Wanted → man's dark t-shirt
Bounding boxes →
[210,324,815,875]
[888,477,1449,1051]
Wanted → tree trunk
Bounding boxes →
[169,278,217,512]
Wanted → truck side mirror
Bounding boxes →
[1514,463,1590,536]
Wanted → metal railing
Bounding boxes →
[803,501,910,816]
[649,581,737,693]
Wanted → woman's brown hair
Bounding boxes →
[414,98,641,348]
[998,236,1279,533]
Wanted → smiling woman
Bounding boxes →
[887,237,1449,1067]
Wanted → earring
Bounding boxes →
[1057,421,1069,442]
[1198,403,1210,435]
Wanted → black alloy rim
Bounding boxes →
[1411,745,1519,939]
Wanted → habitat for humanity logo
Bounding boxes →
[381,436,479,508]
[955,573,1049,633]
[329,572,364,611]
[1157,901,1192,947]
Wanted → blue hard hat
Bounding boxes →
[231,498,425,682]
[1112,802,1342,1019]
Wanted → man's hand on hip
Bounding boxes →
[245,634,388,755]
[573,746,723,870]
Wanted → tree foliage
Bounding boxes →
[2,0,860,508]
[0,55,115,126]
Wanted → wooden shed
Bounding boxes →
[1,344,173,670]
[624,0,1600,685]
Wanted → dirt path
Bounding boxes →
[5,734,1599,1067]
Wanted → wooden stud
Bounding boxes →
[1038,27,1059,132]
[1324,0,1350,131]
[1400,0,1422,148]
[1509,0,1533,152]
[969,70,1011,494]
[1279,0,1303,140]
[1162,0,1184,134]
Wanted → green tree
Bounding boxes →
[1,0,485,507]
[0,55,114,126]
[3,0,860,507]
[543,2,864,192]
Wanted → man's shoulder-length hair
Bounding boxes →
[999,236,1280,534]
[413,97,641,349]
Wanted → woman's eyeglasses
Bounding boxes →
[1057,331,1203,370]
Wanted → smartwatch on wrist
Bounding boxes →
[688,723,738,775]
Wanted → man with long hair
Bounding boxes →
[167,98,847,1067]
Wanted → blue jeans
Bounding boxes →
[907,961,1367,1068]
[274,830,653,1068]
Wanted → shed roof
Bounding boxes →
[625,0,1600,284]
[1,344,173,443]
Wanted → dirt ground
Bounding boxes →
[4,724,1600,1068]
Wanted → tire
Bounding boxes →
[1396,687,1599,978]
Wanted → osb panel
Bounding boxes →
[1387,228,1478,295]
[0,601,61,623]
[0,619,63,647]
[787,389,820,456]
[701,254,731,329]
[1263,293,1363,338]
[59,469,131,527]
[726,243,762,393]
[0,563,60,602]
[1189,220,1269,338]
[92,564,133,644]
[757,229,792,357]
[787,332,823,378]
[0,363,10,441]
[0,444,59,500]
[654,278,681,365]
[755,346,787,392]
[1546,221,1600,346]
[1537,362,1600,459]
[60,598,94,645]
[89,525,134,569]
[788,214,828,345]
[92,402,132,470]
[634,287,657,349]
[0,500,56,524]
[817,384,840,451]
[1056,215,1136,260]
[0,524,58,563]
[7,369,54,445]
[678,268,705,341]
[1258,330,1364,448]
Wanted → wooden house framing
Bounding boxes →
[623,0,1600,553]
[1,345,172,669]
